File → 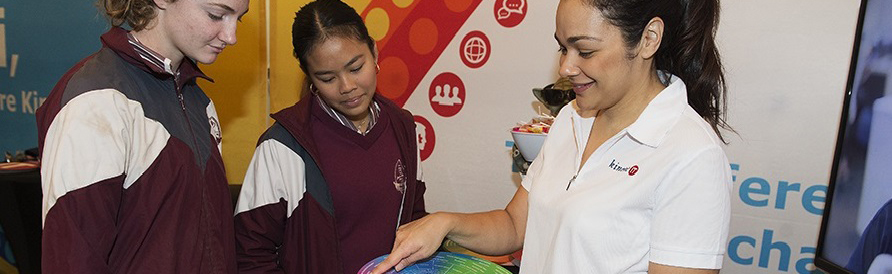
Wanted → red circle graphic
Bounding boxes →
[459,31,491,69]
[494,0,527,28]
[428,72,466,117]
[413,115,436,161]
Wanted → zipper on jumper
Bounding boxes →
[174,76,215,259]
[177,92,186,111]
[174,77,200,152]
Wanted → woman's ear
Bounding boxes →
[639,17,664,60]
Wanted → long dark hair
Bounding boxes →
[584,0,732,142]
[292,0,375,73]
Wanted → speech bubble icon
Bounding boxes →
[497,0,525,20]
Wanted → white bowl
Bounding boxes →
[511,131,547,162]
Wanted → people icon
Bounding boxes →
[431,84,463,106]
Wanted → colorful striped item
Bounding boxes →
[357,251,511,274]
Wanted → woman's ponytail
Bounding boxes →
[586,0,733,142]
[662,0,730,142]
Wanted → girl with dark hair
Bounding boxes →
[233,0,427,273]
[373,0,731,273]
[36,0,248,273]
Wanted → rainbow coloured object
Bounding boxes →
[441,239,513,264]
[357,251,511,274]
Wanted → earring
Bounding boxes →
[376,63,380,74]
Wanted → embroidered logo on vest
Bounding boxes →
[393,159,407,193]
[209,116,222,145]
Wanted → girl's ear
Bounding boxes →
[153,0,171,10]
[373,42,379,63]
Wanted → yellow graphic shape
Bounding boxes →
[365,8,390,41]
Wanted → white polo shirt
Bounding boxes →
[520,75,732,273]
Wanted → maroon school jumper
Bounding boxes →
[37,27,236,273]
[234,93,427,273]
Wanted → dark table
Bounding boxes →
[0,177,519,274]
[0,168,42,274]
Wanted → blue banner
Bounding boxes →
[0,0,107,154]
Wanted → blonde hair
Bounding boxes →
[100,0,172,31]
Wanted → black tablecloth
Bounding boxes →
[0,169,42,274]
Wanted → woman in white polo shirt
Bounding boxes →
[371,0,732,273]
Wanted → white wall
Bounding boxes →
[397,0,863,273]
[719,0,860,272]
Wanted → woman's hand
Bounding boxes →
[370,187,529,273]
[370,212,455,273]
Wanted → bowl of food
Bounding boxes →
[511,116,553,162]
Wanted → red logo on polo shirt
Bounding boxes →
[609,159,639,177]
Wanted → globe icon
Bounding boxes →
[463,37,488,64]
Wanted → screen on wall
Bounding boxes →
[816,0,892,273]
[0,0,107,154]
